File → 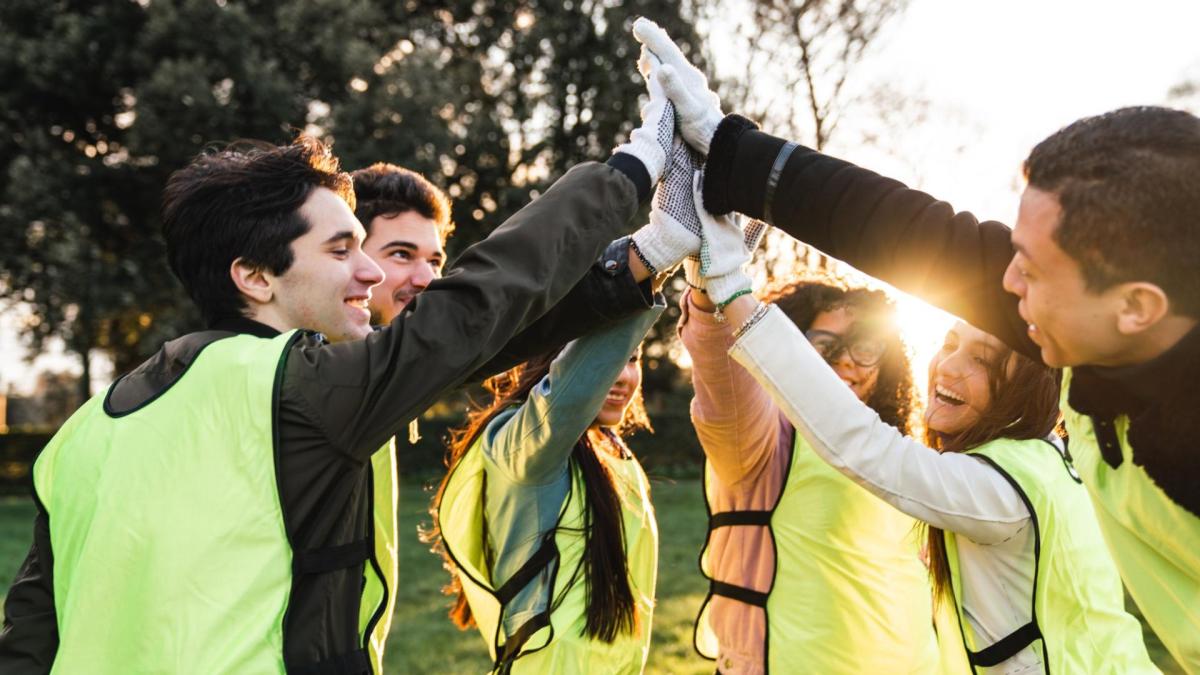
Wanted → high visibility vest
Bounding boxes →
[944,437,1156,673]
[438,435,658,674]
[1059,369,1200,673]
[694,431,939,674]
[32,332,398,673]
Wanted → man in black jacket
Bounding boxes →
[0,48,705,671]
[633,18,1200,671]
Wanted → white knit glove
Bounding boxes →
[613,47,675,183]
[696,172,770,305]
[632,18,723,155]
[630,136,705,274]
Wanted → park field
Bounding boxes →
[0,479,1183,674]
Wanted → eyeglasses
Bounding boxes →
[804,329,887,368]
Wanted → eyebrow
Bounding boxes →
[323,230,359,245]
[381,240,444,258]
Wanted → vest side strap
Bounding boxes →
[495,534,558,605]
[293,540,372,576]
[709,510,773,528]
[967,620,1042,667]
[290,648,371,675]
[711,580,769,608]
[496,611,552,673]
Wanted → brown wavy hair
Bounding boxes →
[763,274,920,435]
[424,346,650,644]
[923,335,1062,606]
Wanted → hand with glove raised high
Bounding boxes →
[613,46,676,185]
[632,17,724,156]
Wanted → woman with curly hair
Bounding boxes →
[427,300,663,674]
[712,296,1156,673]
[679,273,939,674]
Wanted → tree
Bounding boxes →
[0,0,392,397]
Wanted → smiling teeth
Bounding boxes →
[346,299,368,308]
[935,385,965,404]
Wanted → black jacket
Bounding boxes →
[0,158,655,673]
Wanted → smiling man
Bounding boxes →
[351,163,454,324]
[0,89,684,671]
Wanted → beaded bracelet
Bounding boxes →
[628,239,658,277]
[713,288,753,323]
[733,301,770,340]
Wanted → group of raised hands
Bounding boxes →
[616,18,768,318]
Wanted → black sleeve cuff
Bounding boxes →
[702,114,759,215]
[607,152,652,204]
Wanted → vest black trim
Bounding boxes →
[495,532,558,606]
[710,510,773,528]
[956,451,1050,674]
[360,462,389,657]
[692,426,797,675]
[711,580,769,608]
[102,334,225,418]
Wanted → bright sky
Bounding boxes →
[2,0,1199,395]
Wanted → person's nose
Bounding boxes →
[357,251,384,287]
[411,261,436,290]
[1002,257,1025,298]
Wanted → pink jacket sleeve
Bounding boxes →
[679,291,784,488]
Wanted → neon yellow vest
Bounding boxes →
[944,437,1156,673]
[1060,369,1200,673]
[439,436,657,674]
[32,332,398,673]
[694,432,939,674]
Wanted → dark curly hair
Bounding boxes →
[762,273,920,436]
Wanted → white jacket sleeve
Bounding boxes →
[729,306,1030,545]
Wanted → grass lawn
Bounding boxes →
[0,480,1184,674]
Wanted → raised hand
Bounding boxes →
[632,17,724,155]
[612,46,676,183]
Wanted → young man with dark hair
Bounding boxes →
[0,51,706,671]
[351,163,454,324]
[634,19,1200,671]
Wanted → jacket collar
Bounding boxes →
[209,315,281,339]
[1069,323,1200,417]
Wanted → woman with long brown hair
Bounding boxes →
[427,300,662,674]
[679,273,940,674]
[718,289,1157,672]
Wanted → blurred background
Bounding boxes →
[1,1,1196,671]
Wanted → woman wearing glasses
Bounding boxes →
[710,295,1156,673]
[678,275,939,674]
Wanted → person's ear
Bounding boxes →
[1114,282,1170,335]
[230,257,275,306]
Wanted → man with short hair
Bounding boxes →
[635,19,1200,671]
[351,163,453,324]
[0,50,703,670]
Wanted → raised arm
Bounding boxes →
[483,304,663,483]
[729,304,1030,544]
[287,161,648,460]
[678,292,783,488]
[703,117,1036,360]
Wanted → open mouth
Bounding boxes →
[344,297,370,319]
[605,392,629,406]
[933,384,966,407]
